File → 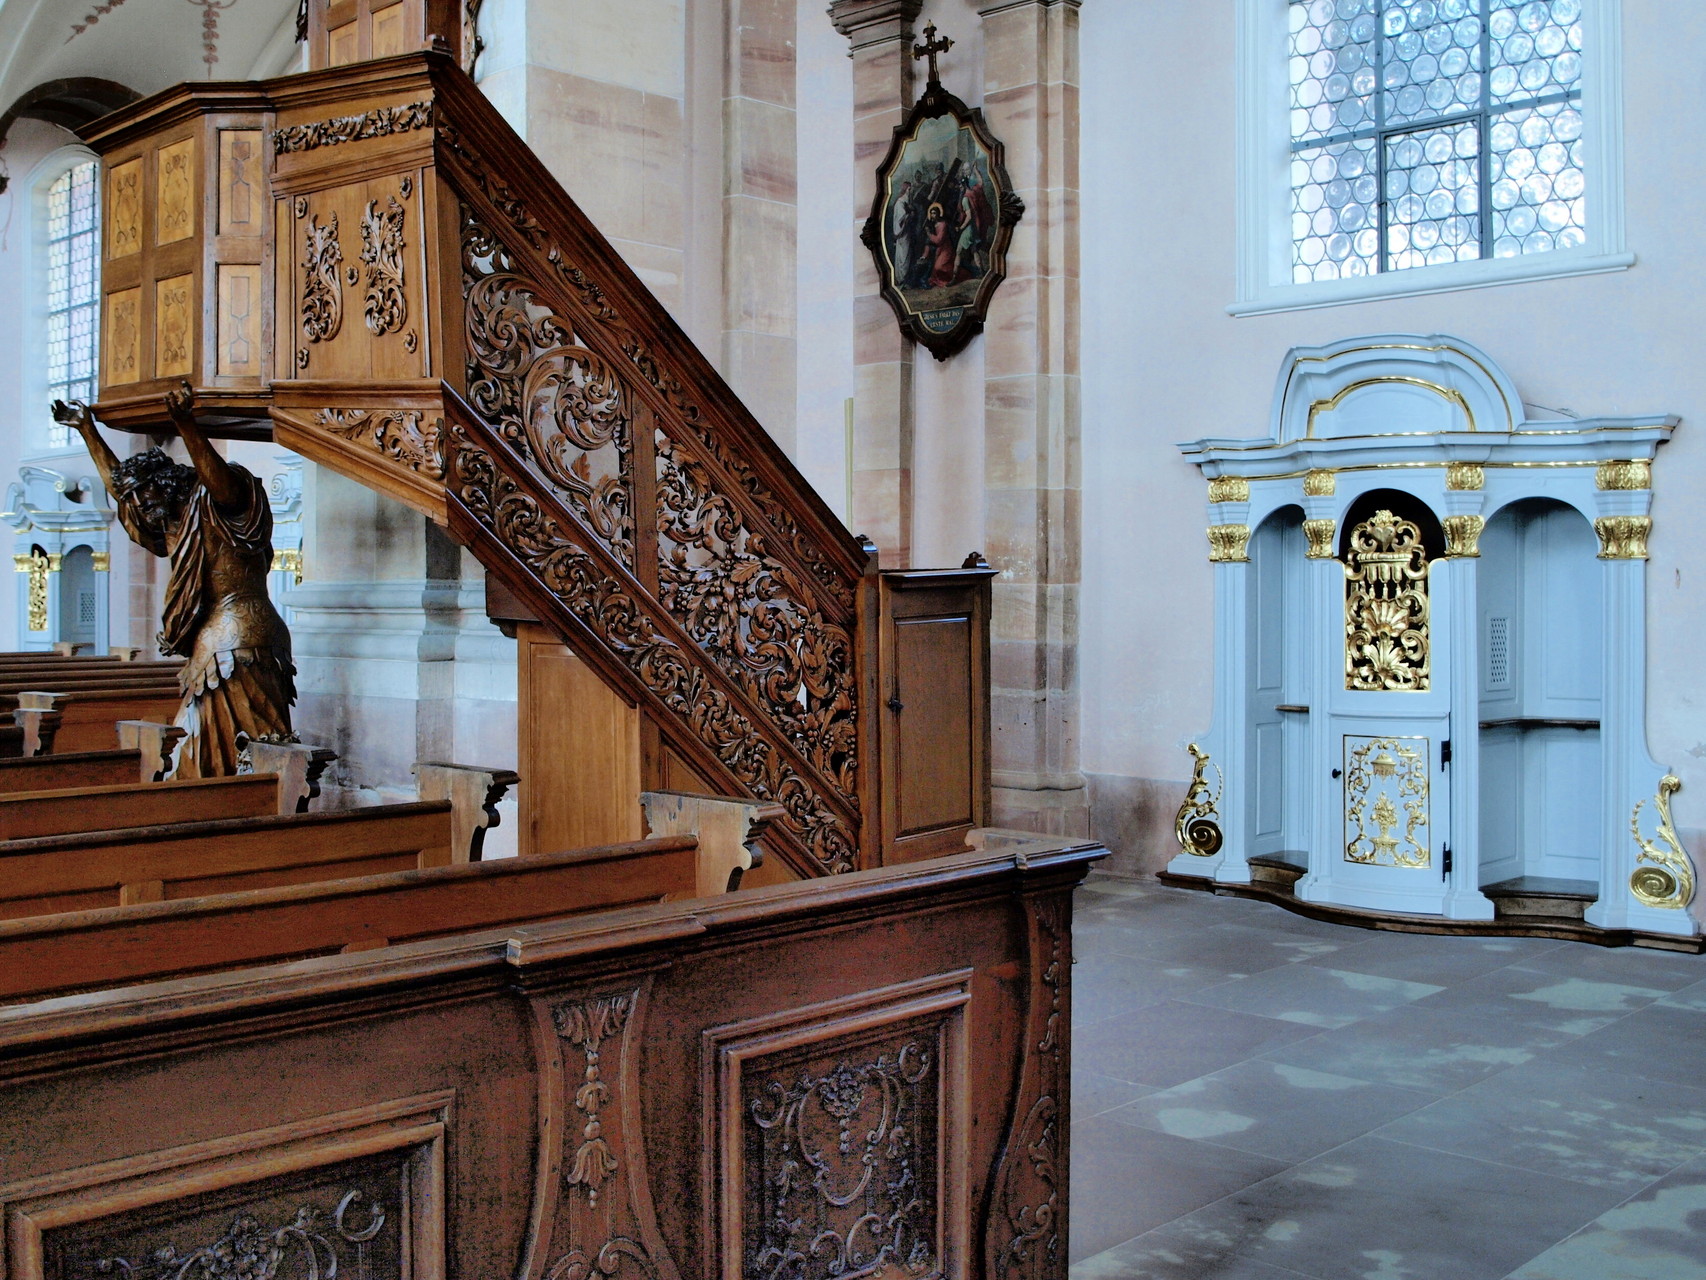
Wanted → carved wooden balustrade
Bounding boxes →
[82,51,993,877]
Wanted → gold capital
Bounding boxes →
[91,550,111,571]
[1445,462,1484,491]
[1304,518,1336,559]
[1596,460,1651,491]
[1303,469,1337,497]
[1595,515,1650,560]
[1207,476,1249,505]
[1443,514,1485,558]
[1207,524,1250,563]
[12,553,30,572]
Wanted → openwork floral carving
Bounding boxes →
[463,212,634,568]
[89,1191,386,1278]
[272,100,434,155]
[745,1039,937,1279]
[450,424,857,872]
[1344,509,1431,692]
[437,129,858,614]
[316,408,444,480]
[656,435,859,800]
[360,196,409,336]
[1343,735,1430,868]
[300,211,344,348]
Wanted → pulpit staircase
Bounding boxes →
[79,38,993,879]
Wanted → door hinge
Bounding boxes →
[1441,738,1452,770]
[1443,844,1453,879]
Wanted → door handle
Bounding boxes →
[1331,768,1342,779]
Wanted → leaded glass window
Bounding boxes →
[44,161,101,450]
[1289,0,1584,283]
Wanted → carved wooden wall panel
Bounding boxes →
[217,129,265,236]
[107,158,142,258]
[703,972,971,1280]
[104,287,141,386]
[1,1093,450,1280]
[154,273,195,378]
[155,138,196,246]
[217,263,264,377]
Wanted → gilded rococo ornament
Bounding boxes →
[860,24,1025,360]
[1630,775,1696,909]
[1344,509,1431,692]
[1174,743,1224,857]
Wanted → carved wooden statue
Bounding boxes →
[52,384,295,776]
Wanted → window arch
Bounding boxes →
[37,153,101,452]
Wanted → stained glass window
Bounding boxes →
[44,161,101,450]
[1289,0,1584,283]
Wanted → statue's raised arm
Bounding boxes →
[50,398,121,495]
[164,382,247,509]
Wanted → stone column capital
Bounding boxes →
[828,0,924,49]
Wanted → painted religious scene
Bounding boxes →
[880,113,1002,335]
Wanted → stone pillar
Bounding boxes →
[830,0,921,565]
[978,0,1085,835]
[721,0,799,449]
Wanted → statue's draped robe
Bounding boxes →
[116,463,295,777]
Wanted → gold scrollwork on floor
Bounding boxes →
[1207,524,1250,563]
[1630,776,1695,910]
[1174,743,1224,857]
[1345,510,1431,691]
[1344,735,1430,868]
[1595,516,1650,560]
[1304,518,1336,559]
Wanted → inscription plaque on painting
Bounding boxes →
[860,24,1024,360]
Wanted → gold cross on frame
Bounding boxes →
[913,21,953,85]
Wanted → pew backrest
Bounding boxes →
[0,835,700,1002]
[0,749,145,794]
[0,800,455,919]
[0,774,280,841]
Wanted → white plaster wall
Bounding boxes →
[1081,2,1706,842]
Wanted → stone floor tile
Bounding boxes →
[1072,1225,1330,1280]
[1182,965,1443,1030]
[1075,999,1324,1090]
[1141,1135,1630,1280]
[1513,941,1706,992]
[1073,950,1238,1026]
[1259,1002,1579,1095]
[1406,962,1673,1036]
[1504,1151,1706,1279]
[1657,975,1706,1012]
[1376,1057,1706,1189]
[1540,1002,1706,1089]
[1118,922,1356,974]
[1075,1067,1154,1120]
[1068,1117,1290,1263]
[1306,930,1566,986]
[1106,1059,1436,1163]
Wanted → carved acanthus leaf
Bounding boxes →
[273,99,434,154]
[300,212,344,348]
[316,408,445,480]
[360,195,409,336]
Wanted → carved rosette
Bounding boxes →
[523,984,681,1280]
[450,425,858,872]
[439,126,858,614]
[1595,515,1651,560]
[316,408,445,480]
[1344,510,1430,692]
[1304,518,1336,559]
[987,894,1067,1279]
[300,210,344,356]
[1206,524,1250,563]
[1443,514,1484,558]
[360,195,409,336]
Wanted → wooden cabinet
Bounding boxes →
[877,560,995,863]
[87,87,274,435]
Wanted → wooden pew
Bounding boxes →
[0,835,702,1002]
[0,748,151,794]
[0,802,457,918]
[0,774,282,841]
[14,684,183,754]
